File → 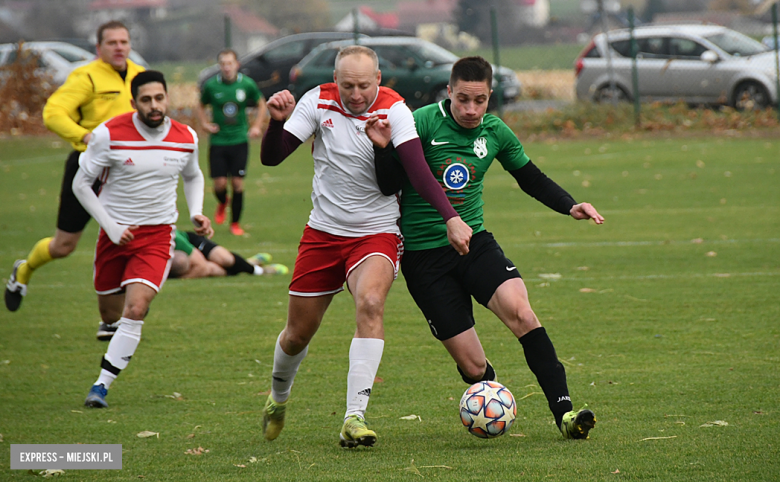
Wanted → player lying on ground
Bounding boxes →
[368,56,604,439]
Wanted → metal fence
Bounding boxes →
[573,3,780,124]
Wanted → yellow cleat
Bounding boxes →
[561,405,596,440]
[262,394,287,441]
[339,415,377,448]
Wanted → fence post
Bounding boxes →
[224,15,232,49]
[490,7,503,117]
[773,3,779,119]
[353,8,361,44]
[629,6,640,128]
[597,0,617,105]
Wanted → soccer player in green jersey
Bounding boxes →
[367,56,605,440]
[198,49,268,236]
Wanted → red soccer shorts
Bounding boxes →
[93,224,175,295]
[289,225,404,297]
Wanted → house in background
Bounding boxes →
[334,6,399,33]
[223,4,279,56]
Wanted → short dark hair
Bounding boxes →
[97,20,129,45]
[450,56,492,88]
[217,49,239,61]
[131,70,167,99]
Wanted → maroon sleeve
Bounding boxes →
[396,138,458,222]
[260,119,303,166]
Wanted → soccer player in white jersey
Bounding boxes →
[259,45,472,447]
[72,71,213,408]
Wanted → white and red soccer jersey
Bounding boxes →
[75,112,204,243]
[284,84,418,237]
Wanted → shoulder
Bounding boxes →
[165,119,198,145]
[413,102,440,121]
[317,83,338,102]
[104,112,142,141]
[372,87,405,111]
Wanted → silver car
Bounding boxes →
[574,25,778,109]
[0,41,93,85]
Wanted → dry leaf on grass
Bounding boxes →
[705,251,717,257]
[136,431,159,438]
[612,469,620,474]
[400,414,422,421]
[234,464,246,468]
[184,446,209,455]
[0,433,3,442]
[39,469,65,477]
[640,436,677,441]
[510,433,526,437]
[580,288,597,293]
[164,392,183,400]
[700,420,728,427]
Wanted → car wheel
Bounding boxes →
[594,84,629,103]
[733,81,770,111]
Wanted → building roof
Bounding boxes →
[223,5,278,36]
[89,0,167,10]
[397,0,457,27]
[360,6,399,29]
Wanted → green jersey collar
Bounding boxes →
[217,73,242,84]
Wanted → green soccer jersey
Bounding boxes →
[200,73,262,146]
[401,100,530,251]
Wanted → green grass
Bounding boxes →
[455,43,584,71]
[1,134,779,480]
[150,61,214,84]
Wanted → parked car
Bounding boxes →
[289,37,521,110]
[574,25,777,110]
[0,41,92,84]
[43,38,150,69]
[197,32,366,98]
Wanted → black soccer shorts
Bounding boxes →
[57,150,100,233]
[401,230,522,341]
[208,142,249,178]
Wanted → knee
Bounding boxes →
[356,293,385,322]
[99,305,121,324]
[49,239,76,258]
[282,330,313,352]
[123,300,150,321]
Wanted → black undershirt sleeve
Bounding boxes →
[509,160,577,215]
[374,144,405,196]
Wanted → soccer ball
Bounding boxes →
[459,381,517,438]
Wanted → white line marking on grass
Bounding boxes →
[526,271,780,282]
[512,238,780,249]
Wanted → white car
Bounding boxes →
[0,41,93,85]
[575,25,778,109]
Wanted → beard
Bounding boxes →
[138,109,165,128]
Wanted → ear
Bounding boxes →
[333,70,337,83]
[376,70,381,85]
[447,85,452,97]
[130,98,137,110]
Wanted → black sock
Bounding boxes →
[215,189,227,205]
[225,252,254,276]
[231,191,243,223]
[457,360,496,384]
[519,327,573,428]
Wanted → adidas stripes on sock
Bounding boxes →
[271,332,308,403]
[96,317,143,389]
[345,338,384,419]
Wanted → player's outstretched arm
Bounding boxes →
[570,202,605,224]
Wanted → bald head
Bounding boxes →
[333,46,381,115]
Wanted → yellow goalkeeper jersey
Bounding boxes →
[43,58,144,152]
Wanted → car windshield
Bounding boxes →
[704,31,768,57]
[404,42,459,65]
[51,44,93,63]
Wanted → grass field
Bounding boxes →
[0,134,778,481]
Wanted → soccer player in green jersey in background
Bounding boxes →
[198,49,268,236]
[367,56,605,440]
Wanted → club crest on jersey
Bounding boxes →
[473,137,488,159]
[236,89,246,102]
[223,102,238,117]
[442,163,469,190]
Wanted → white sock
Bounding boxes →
[253,265,264,275]
[345,338,384,419]
[96,317,143,389]
[271,332,308,403]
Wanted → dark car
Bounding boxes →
[289,37,521,110]
[197,32,367,99]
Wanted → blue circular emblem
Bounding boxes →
[223,102,238,117]
[442,163,469,190]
